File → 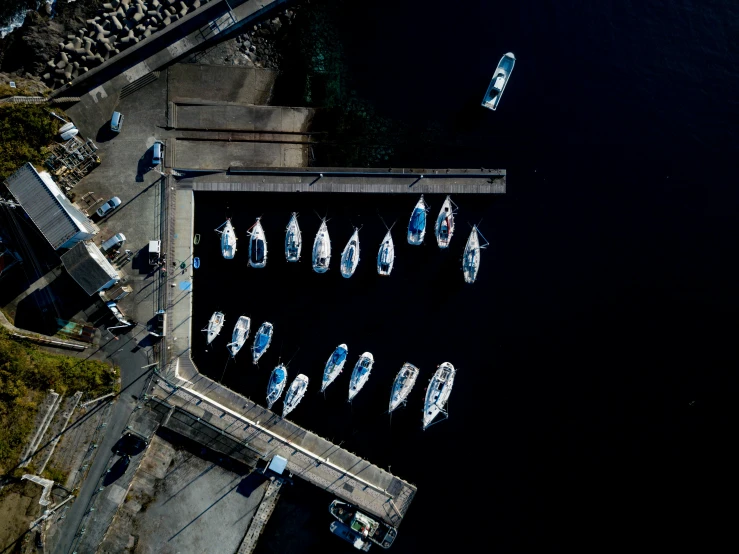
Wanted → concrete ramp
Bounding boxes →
[168,65,276,105]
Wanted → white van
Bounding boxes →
[111,111,124,133]
[102,233,126,252]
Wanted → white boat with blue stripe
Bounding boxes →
[407,195,429,245]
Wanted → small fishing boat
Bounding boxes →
[462,225,489,284]
[348,352,374,402]
[285,212,302,262]
[329,521,371,552]
[422,362,456,430]
[266,364,288,409]
[340,229,360,279]
[481,52,516,111]
[388,362,420,413]
[283,373,309,417]
[193,257,200,269]
[407,195,429,245]
[203,311,224,344]
[435,196,457,248]
[248,218,267,268]
[377,229,395,276]
[312,218,331,273]
[252,321,273,364]
[329,500,398,549]
[321,344,348,393]
[227,315,250,357]
[216,219,237,259]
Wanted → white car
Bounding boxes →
[96,196,122,218]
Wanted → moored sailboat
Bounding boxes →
[266,364,288,409]
[252,322,274,364]
[340,228,360,279]
[321,344,348,393]
[312,218,331,273]
[248,218,267,268]
[348,352,374,401]
[388,362,420,413]
[462,225,489,284]
[407,195,429,245]
[283,373,309,417]
[217,219,237,259]
[435,196,457,248]
[377,229,395,276]
[285,212,302,262]
[227,315,250,357]
[422,362,456,430]
[203,311,225,344]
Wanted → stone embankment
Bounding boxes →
[44,0,214,88]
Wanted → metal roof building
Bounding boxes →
[60,241,120,295]
[3,163,97,250]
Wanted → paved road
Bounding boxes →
[51,330,154,554]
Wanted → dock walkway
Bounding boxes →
[238,478,283,554]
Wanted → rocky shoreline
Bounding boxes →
[0,0,302,87]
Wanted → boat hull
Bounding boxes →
[422,362,456,429]
[435,196,456,248]
[252,322,273,364]
[285,213,302,262]
[482,52,516,111]
[312,220,331,273]
[206,312,225,344]
[407,196,428,245]
[340,230,360,279]
[463,227,481,284]
[283,374,309,417]
[322,344,348,392]
[377,231,395,275]
[266,364,287,409]
[221,220,237,259]
[228,316,251,357]
[329,500,398,549]
[389,363,420,413]
[248,220,267,268]
[348,353,374,401]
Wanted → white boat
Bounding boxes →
[407,195,429,245]
[422,362,456,430]
[435,196,457,248]
[348,352,374,402]
[462,225,489,284]
[266,364,288,409]
[252,321,273,364]
[283,373,309,417]
[481,52,516,111]
[388,362,420,413]
[217,219,237,259]
[340,229,360,279]
[285,212,302,262]
[377,229,395,276]
[227,315,250,357]
[248,218,267,268]
[312,219,331,273]
[203,311,225,344]
[321,344,348,393]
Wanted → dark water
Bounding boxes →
[192,1,736,551]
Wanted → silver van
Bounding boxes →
[111,111,123,133]
[102,232,126,252]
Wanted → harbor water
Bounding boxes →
[190,0,736,551]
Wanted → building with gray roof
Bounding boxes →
[3,163,97,250]
[60,241,120,295]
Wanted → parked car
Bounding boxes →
[96,197,122,218]
[114,432,148,456]
[101,232,126,252]
[152,141,164,166]
[110,111,124,133]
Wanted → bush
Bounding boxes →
[0,328,119,473]
[0,103,59,181]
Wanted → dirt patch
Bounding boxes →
[0,481,42,552]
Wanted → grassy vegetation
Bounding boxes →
[0,103,59,181]
[0,328,119,474]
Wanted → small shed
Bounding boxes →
[61,241,120,295]
[267,455,288,475]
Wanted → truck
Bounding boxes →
[148,240,160,265]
